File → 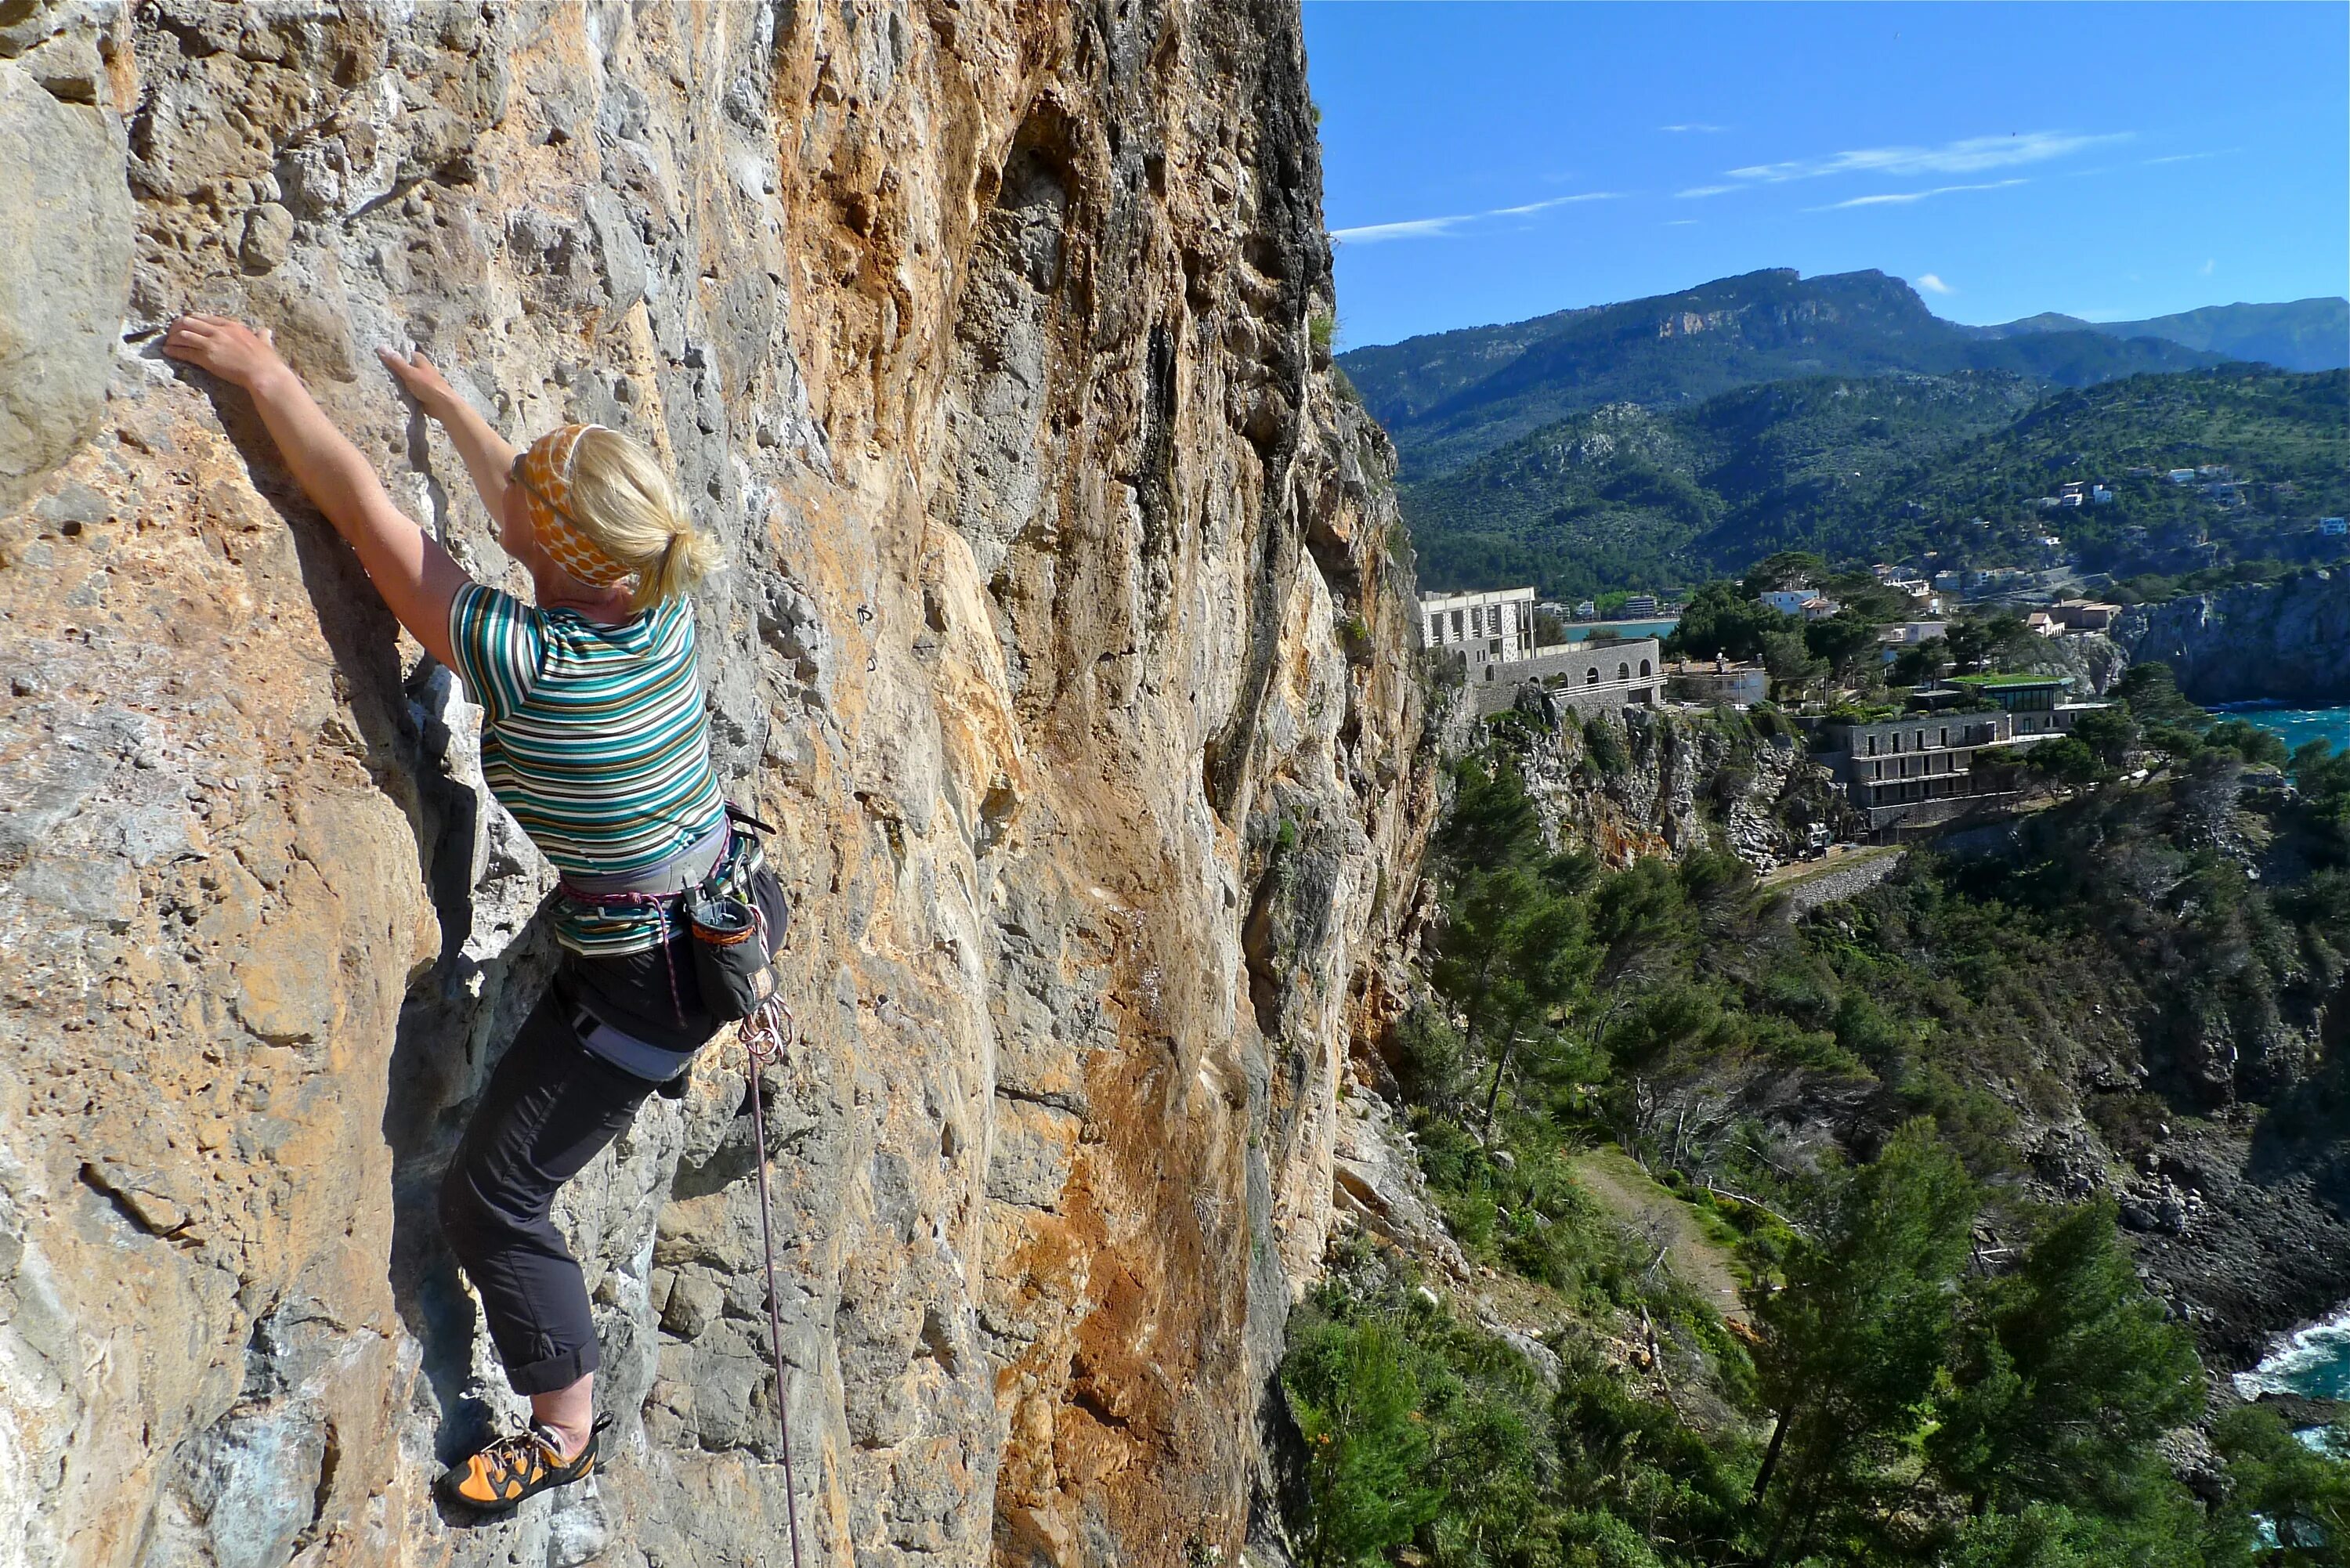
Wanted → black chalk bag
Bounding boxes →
[685,883,778,1020]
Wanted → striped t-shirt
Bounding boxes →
[448,583,728,956]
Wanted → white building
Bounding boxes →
[1879,620,1950,646]
[1760,587,1815,617]
[1422,587,1537,665]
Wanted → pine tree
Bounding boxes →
[1748,1122,1978,1564]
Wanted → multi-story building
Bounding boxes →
[1421,587,1537,667]
[1813,710,2037,833]
[1811,675,2110,835]
[1943,674,2081,735]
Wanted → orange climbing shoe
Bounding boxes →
[435,1416,607,1512]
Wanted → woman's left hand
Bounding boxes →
[162,315,292,392]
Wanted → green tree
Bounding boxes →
[2108,661,2207,729]
[1940,1495,2224,1568]
[2070,706,2140,770]
[1946,620,1994,674]
[1805,612,1882,685]
[1743,551,1831,596]
[1930,1202,2204,1515]
[1669,580,1799,664]
[2023,736,2103,789]
[2208,1406,2350,1567]
[1437,756,1548,869]
[2205,719,2289,768]
[1748,1122,1979,1564]
[1284,1317,1441,1567]
[1889,635,1951,688]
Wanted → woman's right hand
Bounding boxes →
[378,346,459,419]
[164,315,293,392]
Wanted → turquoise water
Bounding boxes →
[2218,705,2350,759]
[1556,618,1679,645]
[2236,1307,2350,1402]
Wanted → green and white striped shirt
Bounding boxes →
[448,583,727,956]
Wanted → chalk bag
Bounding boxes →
[685,885,778,1021]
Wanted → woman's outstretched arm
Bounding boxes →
[164,315,467,668]
[376,347,519,526]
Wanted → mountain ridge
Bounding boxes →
[1965,296,2350,372]
[1338,268,2233,478]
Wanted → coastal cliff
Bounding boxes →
[2113,569,2350,706]
[0,4,1434,1565]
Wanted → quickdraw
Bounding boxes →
[739,994,806,1568]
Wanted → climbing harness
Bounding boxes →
[740,993,806,1568]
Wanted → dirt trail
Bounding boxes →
[1571,1147,1748,1327]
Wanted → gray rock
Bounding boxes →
[2112,570,2350,706]
[0,60,133,511]
[237,203,293,274]
[584,186,649,317]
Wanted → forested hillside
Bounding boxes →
[1282,695,2350,1566]
[1336,269,2226,479]
[1401,367,2350,598]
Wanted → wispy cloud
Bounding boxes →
[1810,178,2030,211]
[1915,273,1954,295]
[1495,192,1624,216]
[2202,258,2217,276]
[1665,219,1700,227]
[1331,190,1623,245]
[1676,185,1736,200]
[1660,122,1727,134]
[1726,130,2129,186]
[1329,215,1472,244]
[2143,150,2234,166]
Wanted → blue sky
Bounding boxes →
[1303,2,2349,349]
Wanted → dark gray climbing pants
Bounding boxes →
[436,992,658,1396]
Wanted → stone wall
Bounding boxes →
[0,3,1434,1565]
[1465,638,1662,717]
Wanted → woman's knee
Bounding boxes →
[437,1156,497,1259]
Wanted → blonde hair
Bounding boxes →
[562,427,721,612]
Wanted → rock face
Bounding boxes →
[2112,570,2350,706]
[0,53,133,511]
[0,4,1433,1565]
[1480,697,1856,872]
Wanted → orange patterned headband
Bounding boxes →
[510,424,634,588]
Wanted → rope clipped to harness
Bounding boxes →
[740,994,806,1568]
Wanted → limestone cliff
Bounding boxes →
[2112,569,2350,706]
[1465,695,1857,872]
[0,4,1434,1565]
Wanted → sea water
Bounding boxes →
[2218,705,2350,761]
[2236,1306,2350,1455]
[2236,1309,2350,1404]
[1556,618,1680,645]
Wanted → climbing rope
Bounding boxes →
[739,994,806,1568]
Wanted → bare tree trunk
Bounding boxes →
[1479,1032,1518,1143]
[1750,1412,1787,1509]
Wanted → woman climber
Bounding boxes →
[162,316,784,1513]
